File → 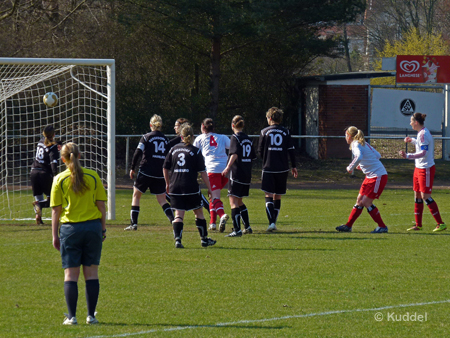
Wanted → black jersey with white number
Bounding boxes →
[31,138,60,176]
[131,130,169,178]
[229,132,256,184]
[258,124,296,173]
[163,143,206,195]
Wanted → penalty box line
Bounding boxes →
[87,299,450,338]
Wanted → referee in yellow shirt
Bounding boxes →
[51,142,107,325]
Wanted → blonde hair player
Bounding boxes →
[222,115,256,236]
[51,143,107,325]
[126,114,174,231]
[336,127,388,233]
[163,123,216,248]
[399,112,446,232]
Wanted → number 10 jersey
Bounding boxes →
[258,125,296,173]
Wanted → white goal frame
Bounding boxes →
[0,58,115,220]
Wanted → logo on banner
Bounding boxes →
[400,99,415,116]
[399,60,420,73]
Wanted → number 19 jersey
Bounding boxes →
[258,125,295,173]
[163,143,206,195]
[229,132,256,184]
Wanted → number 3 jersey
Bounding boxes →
[193,133,230,173]
[163,143,206,195]
[228,132,256,184]
[31,137,60,176]
[258,125,296,173]
[131,130,169,178]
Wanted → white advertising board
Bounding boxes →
[371,88,443,132]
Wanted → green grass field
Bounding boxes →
[2,186,450,337]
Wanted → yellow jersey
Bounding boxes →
[50,167,107,223]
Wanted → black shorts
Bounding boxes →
[134,172,165,195]
[60,219,103,269]
[261,171,288,195]
[228,180,250,198]
[170,193,202,211]
[30,169,53,196]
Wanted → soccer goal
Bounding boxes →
[0,58,115,221]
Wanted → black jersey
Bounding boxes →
[163,143,206,195]
[167,136,182,150]
[228,132,256,184]
[131,131,169,178]
[258,124,296,173]
[31,137,60,176]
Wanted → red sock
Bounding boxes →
[426,198,444,224]
[414,199,424,227]
[368,205,386,227]
[346,205,363,227]
[210,201,217,224]
[212,198,225,218]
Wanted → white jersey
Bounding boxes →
[408,127,435,169]
[193,132,230,173]
[347,141,387,178]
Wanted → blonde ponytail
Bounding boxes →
[180,123,194,145]
[60,143,88,195]
[43,125,56,147]
[346,126,365,149]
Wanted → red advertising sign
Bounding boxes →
[396,55,450,84]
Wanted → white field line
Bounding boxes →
[86,299,450,338]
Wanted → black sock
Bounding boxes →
[265,197,275,224]
[165,192,171,203]
[130,206,139,225]
[85,279,99,317]
[173,221,183,240]
[41,198,50,208]
[196,218,208,238]
[64,281,78,319]
[274,200,281,223]
[231,208,241,231]
[162,203,174,223]
[201,194,211,214]
[239,204,250,229]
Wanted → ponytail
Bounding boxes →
[60,143,88,195]
[180,123,194,145]
[412,112,426,125]
[43,125,56,147]
[346,126,365,149]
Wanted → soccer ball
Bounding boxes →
[43,92,58,107]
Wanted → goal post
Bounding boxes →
[0,58,115,221]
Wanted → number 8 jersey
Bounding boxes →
[163,143,206,195]
[258,125,296,173]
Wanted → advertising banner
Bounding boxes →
[396,55,450,84]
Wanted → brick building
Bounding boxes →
[296,72,394,159]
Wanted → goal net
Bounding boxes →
[0,58,115,221]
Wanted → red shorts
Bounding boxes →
[413,166,435,194]
[208,173,228,191]
[359,175,388,199]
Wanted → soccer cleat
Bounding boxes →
[407,225,422,231]
[175,240,184,248]
[371,226,388,233]
[219,214,229,233]
[35,214,44,225]
[63,315,78,325]
[267,223,277,232]
[86,315,99,324]
[225,230,242,237]
[433,223,447,232]
[124,224,137,231]
[336,225,352,232]
[32,201,42,215]
[243,227,253,234]
[209,223,216,231]
[201,237,217,247]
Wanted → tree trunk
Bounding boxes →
[210,36,221,119]
[343,24,352,72]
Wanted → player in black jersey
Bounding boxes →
[222,115,256,237]
[125,114,174,231]
[30,125,61,225]
[166,118,210,214]
[163,123,216,248]
[258,107,298,232]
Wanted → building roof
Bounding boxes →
[297,71,395,85]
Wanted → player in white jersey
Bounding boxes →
[399,113,446,232]
[336,126,388,233]
[194,118,230,232]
